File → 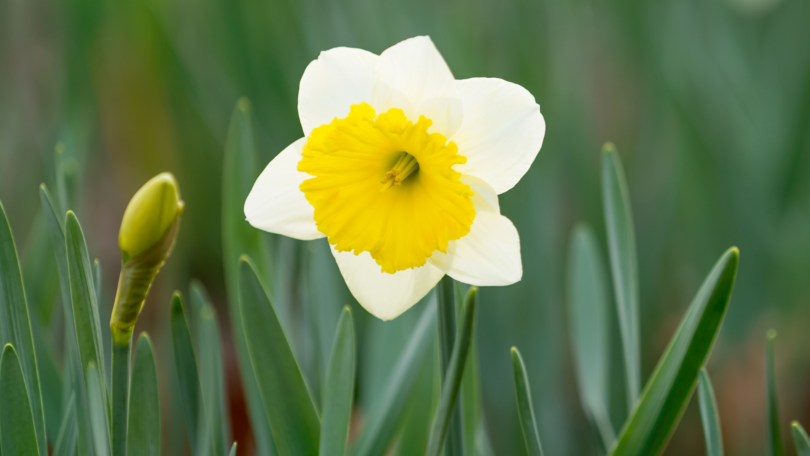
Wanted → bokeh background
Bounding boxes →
[3,0,810,454]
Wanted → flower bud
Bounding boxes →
[111,172,184,344]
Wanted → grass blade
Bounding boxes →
[566,224,614,447]
[609,247,739,456]
[223,98,276,456]
[698,369,723,456]
[0,344,41,456]
[54,393,78,456]
[602,144,641,407]
[425,287,477,456]
[65,212,109,414]
[170,292,205,454]
[191,281,231,456]
[0,201,48,456]
[87,362,111,456]
[40,186,95,455]
[349,300,437,456]
[767,330,785,456]
[238,256,320,456]
[511,347,544,456]
[127,334,161,456]
[319,306,356,456]
[791,422,810,456]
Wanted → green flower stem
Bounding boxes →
[111,338,132,456]
[437,276,464,456]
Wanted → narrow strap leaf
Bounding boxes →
[54,393,78,456]
[319,307,356,456]
[229,442,238,456]
[566,224,614,448]
[170,292,205,454]
[349,300,437,456]
[0,344,41,456]
[436,276,464,456]
[425,287,477,456]
[791,422,810,456]
[602,144,641,407]
[0,201,48,456]
[697,369,723,456]
[609,247,739,456]
[127,334,161,456]
[511,347,544,456]
[766,330,785,456]
[222,98,277,456]
[86,362,111,456]
[239,256,320,456]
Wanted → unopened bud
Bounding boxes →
[111,172,184,344]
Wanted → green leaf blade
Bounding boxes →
[319,306,356,456]
[609,247,739,456]
[349,300,437,456]
[511,347,544,456]
[425,287,477,456]
[222,98,277,456]
[601,144,641,407]
[566,223,614,447]
[697,369,723,456]
[86,362,111,456]
[767,330,785,456]
[53,393,78,456]
[238,257,320,456]
[170,292,204,454]
[0,344,41,456]
[0,201,48,456]
[127,334,161,456]
[791,422,810,456]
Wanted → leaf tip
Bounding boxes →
[238,97,251,113]
[767,328,777,341]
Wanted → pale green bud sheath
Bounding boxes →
[111,172,183,456]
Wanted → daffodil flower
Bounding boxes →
[245,36,545,320]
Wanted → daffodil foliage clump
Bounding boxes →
[0,36,807,456]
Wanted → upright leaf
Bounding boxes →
[0,344,41,456]
[230,443,238,456]
[0,201,48,456]
[510,347,544,456]
[566,224,614,446]
[191,281,231,456]
[319,306,356,456]
[602,144,640,407]
[238,257,320,456]
[86,362,111,456]
[349,300,437,456]
[436,276,464,456]
[54,393,78,456]
[609,247,739,456]
[222,98,276,456]
[766,330,785,456]
[128,334,161,456]
[425,288,477,456]
[65,212,108,414]
[698,369,723,456]
[791,422,810,456]
[170,293,204,454]
[40,186,95,456]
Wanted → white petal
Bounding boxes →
[298,47,379,137]
[331,247,445,321]
[372,36,455,123]
[452,77,546,194]
[428,177,522,286]
[244,138,324,240]
[418,94,463,138]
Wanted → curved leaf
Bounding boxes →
[238,257,319,456]
[0,201,47,456]
[53,393,78,456]
[0,344,40,456]
[609,247,739,456]
[698,369,723,456]
[791,422,810,456]
[511,347,545,456]
[170,292,204,454]
[127,334,161,456]
[86,362,111,456]
[319,306,356,456]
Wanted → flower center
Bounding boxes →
[298,103,475,274]
[380,152,419,192]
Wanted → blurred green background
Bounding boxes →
[2,0,810,454]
